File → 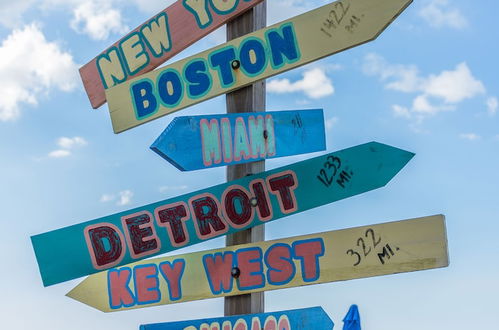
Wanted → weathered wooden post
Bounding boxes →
[225,0,266,316]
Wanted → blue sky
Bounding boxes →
[1,0,498,328]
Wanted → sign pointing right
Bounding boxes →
[107,0,414,133]
[32,142,414,287]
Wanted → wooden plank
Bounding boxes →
[225,2,266,317]
[151,109,326,171]
[80,0,265,109]
[31,142,414,286]
[106,0,413,133]
[66,215,449,312]
[139,307,334,329]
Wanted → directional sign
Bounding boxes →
[66,215,448,312]
[138,307,334,330]
[80,0,265,109]
[31,142,413,286]
[151,109,326,171]
[106,0,413,133]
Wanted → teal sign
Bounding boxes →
[31,142,414,286]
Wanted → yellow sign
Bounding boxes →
[106,0,413,133]
[67,215,448,312]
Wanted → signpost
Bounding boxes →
[31,142,414,286]
[66,215,448,312]
[138,307,334,329]
[105,0,413,133]
[79,0,265,109]
[151,109,326,171]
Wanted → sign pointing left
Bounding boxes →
[138,307,334,330]
[31,142,413,287]
[151,109,326,171]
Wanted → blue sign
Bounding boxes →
[140,306,334,329]
[343,304,361,330]
[151,109,326,171]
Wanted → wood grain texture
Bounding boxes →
[80,0,264,109]
[225,1,266,316]
[66,215,448,313]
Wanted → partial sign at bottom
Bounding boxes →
[67,215,449,312]
[140,306,334,330]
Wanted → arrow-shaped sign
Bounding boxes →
[80,0,265,109]
[66,215,448,312]
[106,0,413,133]
[151,109,326,171]
[138,307,334,329]
[32,142,413,287]
[343,305,361,330]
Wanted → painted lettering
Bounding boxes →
[209,47,237,87]
[203,252,234,294]
[266,23,300,69]
[134,265,161,304]
[190,193,228,239]
[234,117,251,161]
[183,0,212,28]
[264,243,295,285]
[157,69,184,107]
[239,37,268,76]
[131,79,158,119]
[210,0,238,14]
[120,32,149,75]
[129,23,301,122]
[122,211,161,259]
[264,114,276,156]
[84,223,125,269]
[96,48,126,89]
[250,179,273,221]
[155,202,190,247]
[222,185,254,228]
[200,119,222,166]
[236,247,265,290]
[184,59,212,98]
[221,118,233,162]
[141,13,172,58]
[267,171,299,213]
[108,267,134,309]
[293,238,325,282]
[159,259,186,300]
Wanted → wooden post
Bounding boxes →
[224,1,266,316]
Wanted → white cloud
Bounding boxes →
[364,54,486,122]
[325,117,339,131]
[0,1,35,28]
[70,1,129,40]
[100,194,115,203]
[460,133,481,141]
[0,24,79,121]
[392,105,412,119]
[57,136,87,149]
[48,136,87,158]
[487,97,498,116]
[48,150,71,158]
[424,63,485,104]
[100,190,134,206]
[268,68,334,99]
[419,0,468,29]
[117,190,133,206]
